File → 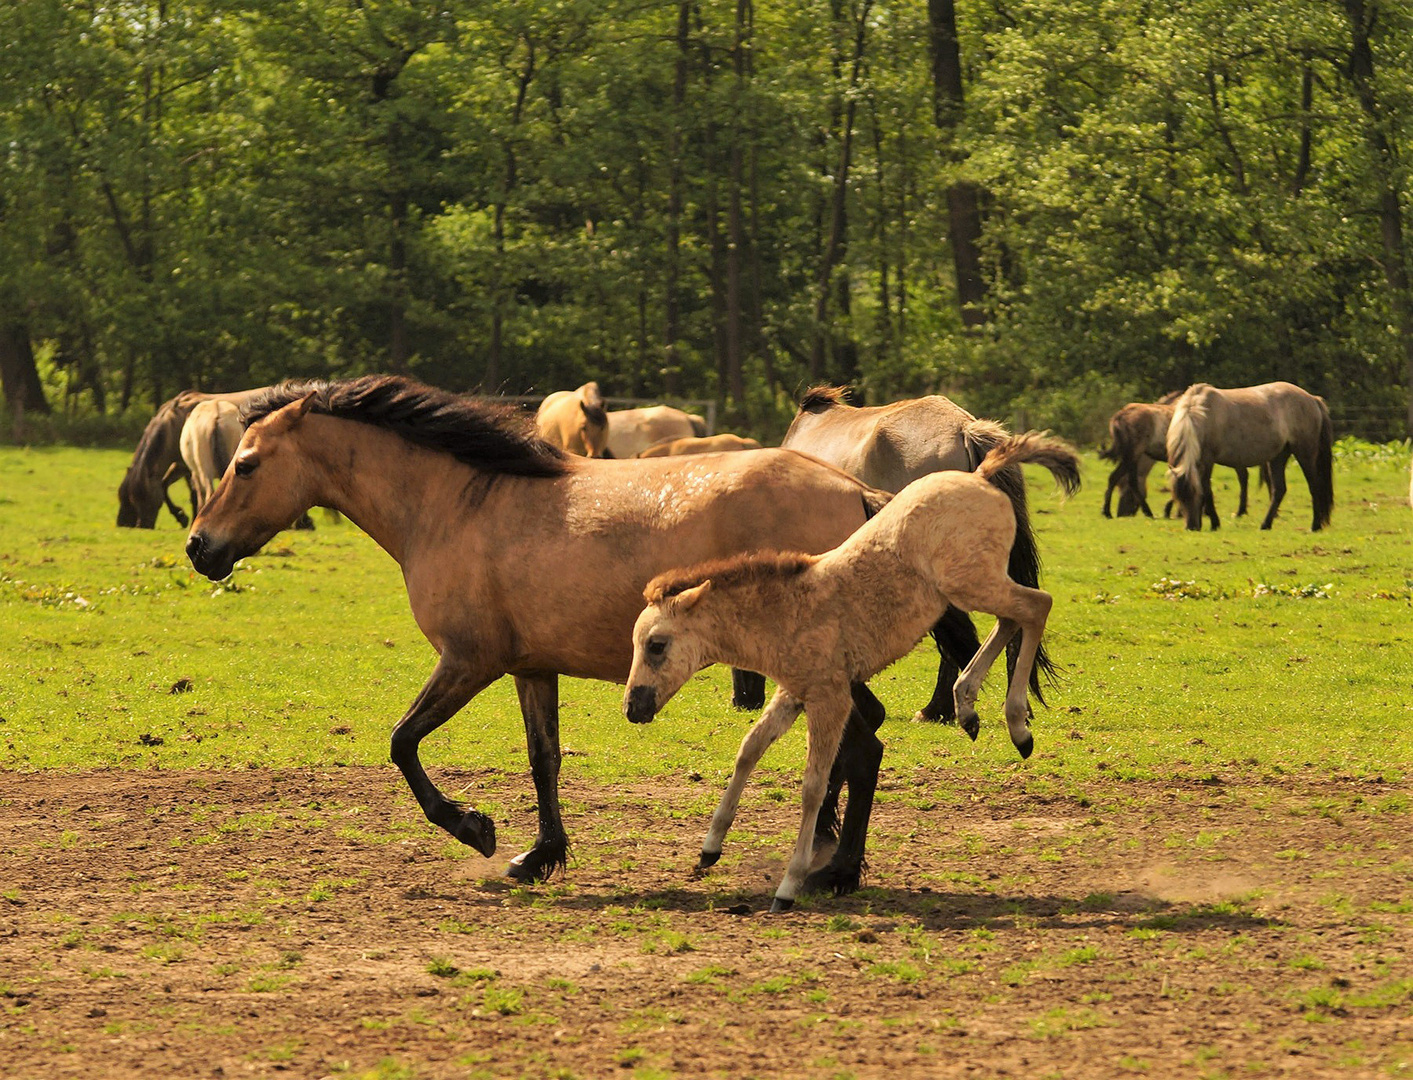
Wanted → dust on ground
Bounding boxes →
[1,766,1409,1079]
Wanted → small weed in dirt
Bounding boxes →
[426,957,458,978]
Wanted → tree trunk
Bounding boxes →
[927,0,987,327]
[0,323,51,421]
[662,3,692,396]
[1343,0,1413,435]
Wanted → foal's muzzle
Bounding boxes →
[624,685,658,725]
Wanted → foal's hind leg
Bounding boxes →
[699,690,803,870]
[915,606,981,724]
[952,617,1021,741]
[390,658,501,856]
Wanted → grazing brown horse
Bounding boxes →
[1167,381,1333,531]
[118,387,271,528]
[605,405,707,458]
[624,434,1080,910]
[184,375,976,891]
[535,382,610,457]
[1100,394,1252,519]
[777,385,1055,724]
[636,433,761,457]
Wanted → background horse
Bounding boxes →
[623,434,1079,911]
[1100,392,1252,519]
[535,382,610,457]
[605,404,707,458]
[184,375,980,895]
[1167,381,1333,531]
[777,385,1055,724]
[118,386,271,528]
[179,399,243,512]
[636,433,761,457]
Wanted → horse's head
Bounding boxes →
[185,394,316,580]
[576,383,610,458]
[118,468,166,528]
[622,581,713,724]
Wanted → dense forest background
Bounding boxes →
[2,0,1411,443]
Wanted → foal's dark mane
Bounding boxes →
[245,375,569,477]
[798,385,852,413]
[646,551,816,604]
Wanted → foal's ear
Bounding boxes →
[672,580,712,612]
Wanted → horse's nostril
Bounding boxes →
[185,533,205,560]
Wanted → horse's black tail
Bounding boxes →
[962,422,1063,700]
[1312,403,1334,530]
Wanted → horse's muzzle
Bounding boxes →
[185,530,235,581]
[624,685,658,725]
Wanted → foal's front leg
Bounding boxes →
[698,689,803,870]
[773,689,852,913]
[390,657,500,855]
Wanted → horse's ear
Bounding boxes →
[294,392,319,419]
[672,580,712,612]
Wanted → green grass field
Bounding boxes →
[1,442,1410,786]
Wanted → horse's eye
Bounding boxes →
[234,456,258,477]
[646,637,669,659]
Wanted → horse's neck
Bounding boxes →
[301,418,468,565]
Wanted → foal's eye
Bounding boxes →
[234,456,258,477]
[646,637,669,659]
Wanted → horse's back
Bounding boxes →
[605,405,700,458]
[782,394,974,491]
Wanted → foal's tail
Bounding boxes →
[963,422,1074,697]
[976,433,1083,495]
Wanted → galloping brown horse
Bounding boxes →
[185,376,975,893]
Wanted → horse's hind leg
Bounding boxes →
[1201,462,1220,530]
[1260,450,1290,530]
[508,673,569,882]
[803,684,884,900]
[390,658,499,856]
[1291,446,1325,531]
[699,690,803,870]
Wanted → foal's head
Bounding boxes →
[623,580,714,724]
[185,394,317,580]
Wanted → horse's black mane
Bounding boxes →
[243,375,568,478]
[798,385,852,413]
[646,551,816,604]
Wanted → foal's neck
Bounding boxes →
[697,575,818,676]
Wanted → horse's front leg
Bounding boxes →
[1235,467,1250,516]
[390,658,500,855]
[698,690,803,870]
[730,669,767,710]
[1201,462,1220,530]
[506,673,569,882]
[774,691,852,913]
[159,463,191,527]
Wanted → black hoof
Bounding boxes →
[1015,733,1034,760]
[453,811,497,857]
[697,849,721,869]
[803,864,862,898]
[769,896,794,913]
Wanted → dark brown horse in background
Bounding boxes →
[184,376,984,896]
[774,385,1059,726]
[1167,381,1333,531]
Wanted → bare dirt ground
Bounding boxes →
[1,766,1409,1079]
